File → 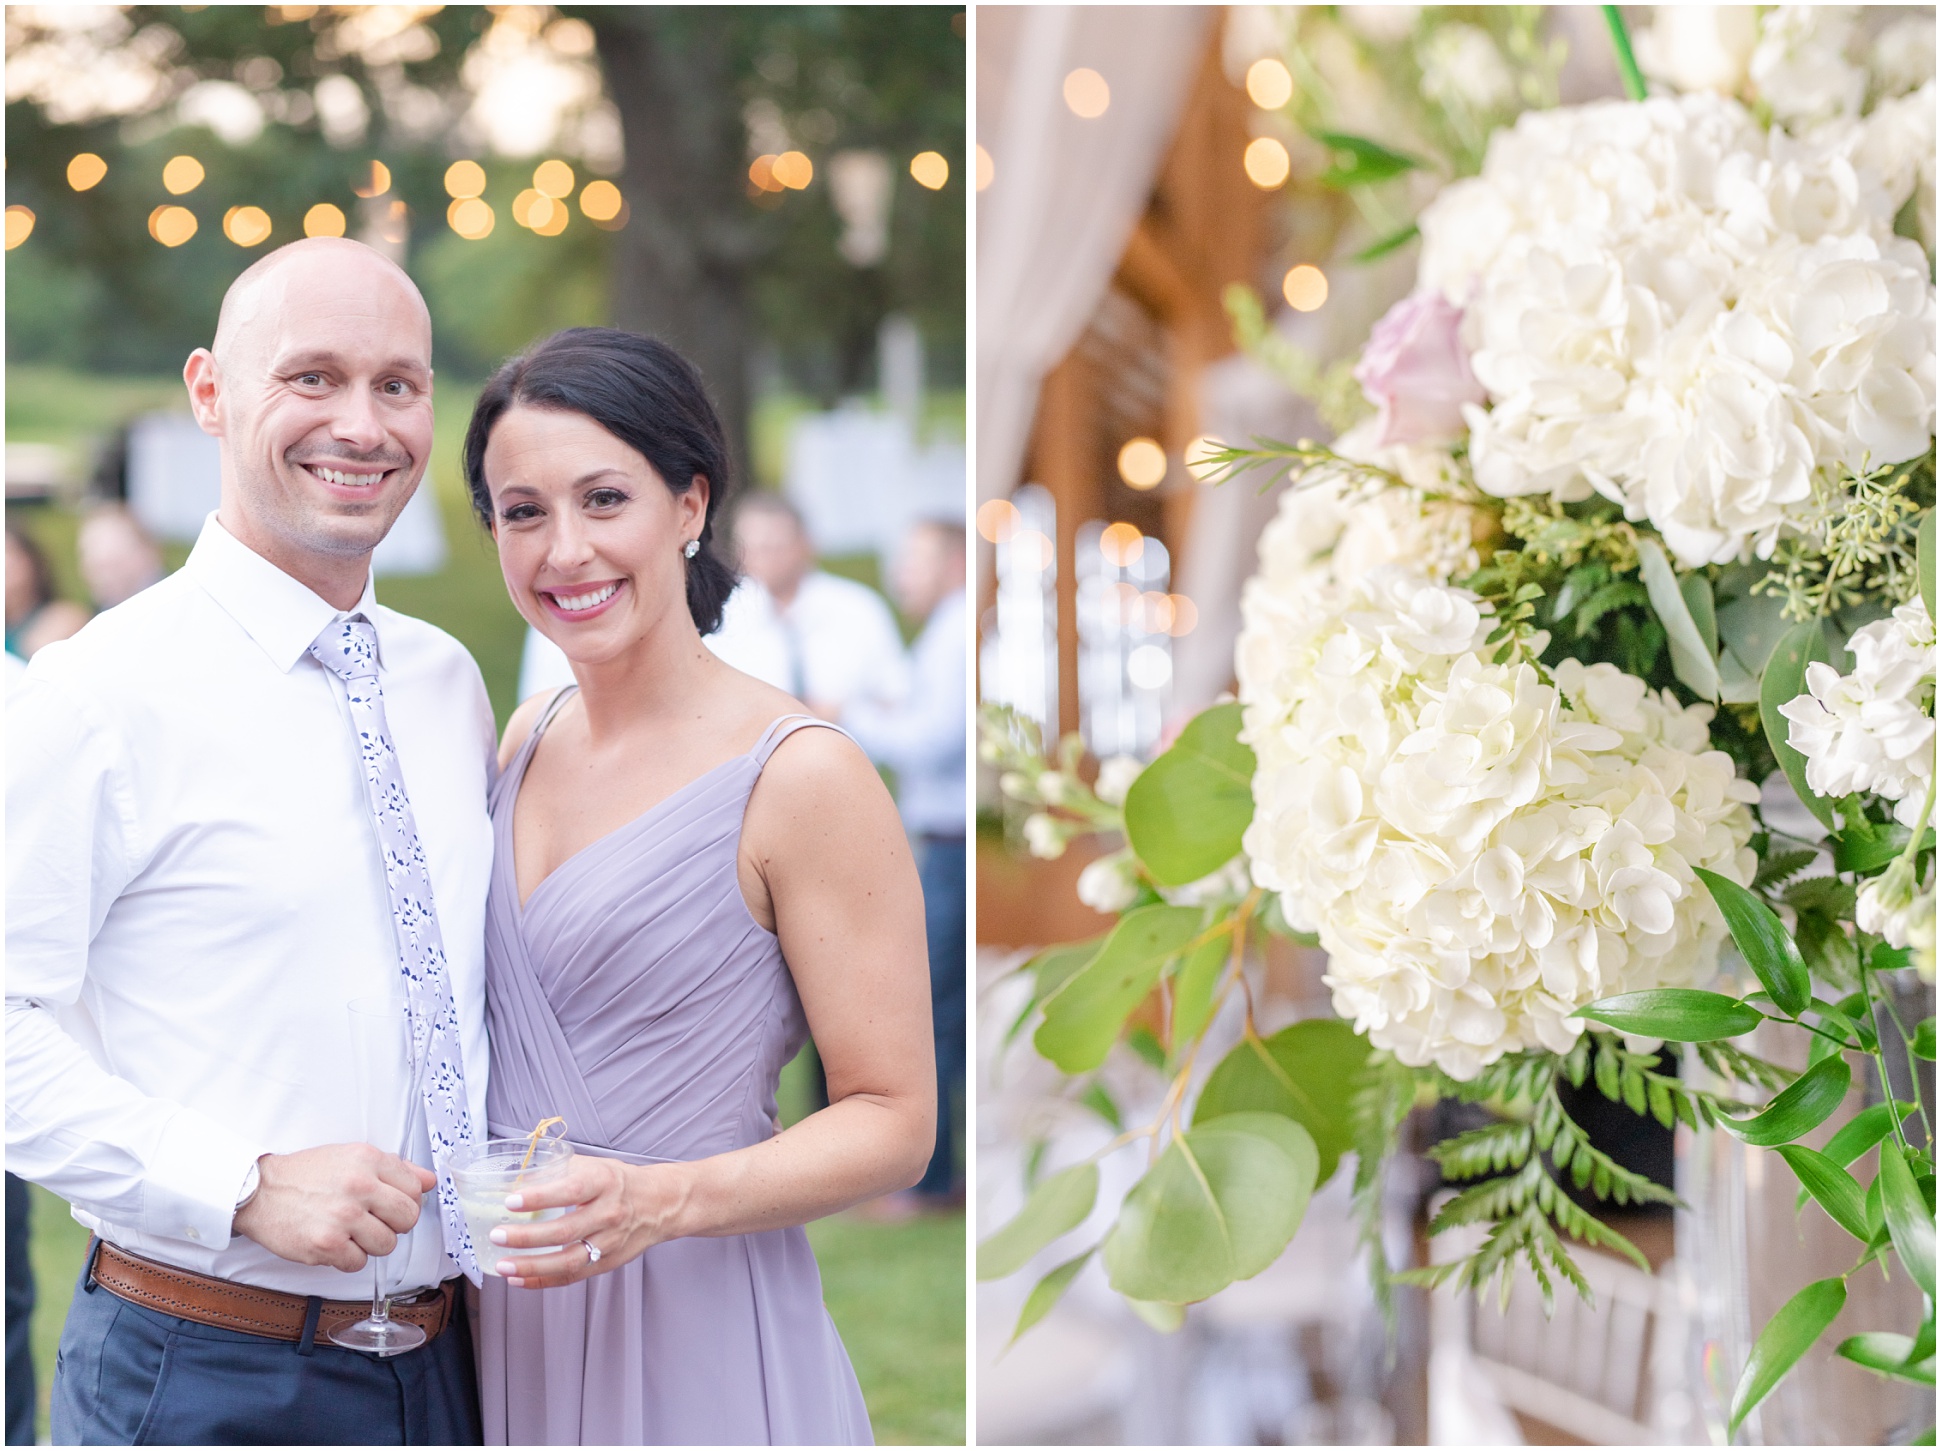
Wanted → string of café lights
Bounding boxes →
[968,55,1322,639]
[6,145,954,252]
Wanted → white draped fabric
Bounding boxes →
[975,5,1211,508]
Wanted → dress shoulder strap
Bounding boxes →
[748,712,854,768]
[508,684,578,779]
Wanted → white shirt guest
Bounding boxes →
[6,514,495,1298]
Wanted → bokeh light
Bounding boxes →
[749,155,782,193]
[975,145,994,191]
[162,155,205,195]
[1116,437,1167,490]
[222,206,272,247]
[66,153,107,191]
[1246,58,1294,110]
[444,160,486,199]
[579,180,623,221]
[1166,594,1199,636]
[909,151,949,190]
[1009,529,1054,572]
[1099,522,1145,567]
[303,202,346,238]
[1063,68,1110,118]
[352,160,391,198]
[1140,591,1175,633]
[150,205,198,247]
[512,189,551,228]
[772,151,813,190]
[1184,435,1225,482]
[6,206,35,250]
[447,197,495,240]
[977,498,1021,543]
[1244,137,1291,190]
[532,199,568,236]
[533,159,575,199]
[1283,263,1329,311]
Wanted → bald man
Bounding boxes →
[8,238,492,1443]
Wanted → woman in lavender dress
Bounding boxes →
[461,328,936,1445]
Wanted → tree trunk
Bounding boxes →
[585,11,765,490]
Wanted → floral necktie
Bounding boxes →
[309,615,479,1282]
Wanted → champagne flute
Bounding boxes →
[328,994,429,1356]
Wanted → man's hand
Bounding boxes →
[231,1144,435,1272]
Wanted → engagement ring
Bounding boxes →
[582,1240,602,1264]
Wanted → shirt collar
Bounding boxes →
[184,513,384,674]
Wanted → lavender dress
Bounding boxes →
[477,691,872,1445]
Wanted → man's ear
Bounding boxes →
[183,350,224,437]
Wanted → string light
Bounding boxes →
[303,202,346,238]
[352,160,391,198]
[222,206,272,246]
[149,205,197,246]
[444,160,486,199]
[976,499,1021,543]
[1117,437,1167,490]
[909,151,949,190]
[533,159,575,199]
[162,155,205,195]
[975,145,994,191]
[5,206,35,250]
[1244,137,1291,189]
[1063,68,1110,118]
[66,153,107,191]
[771,151,813,189]
[447,197,494,239]
[1283,263,1328,311]
[1245,58,1294,110]
[1099,522,1144,567]
[579,180,623,223]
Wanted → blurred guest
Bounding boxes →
[77,503,166,610]
[5,1171,30,1446]
[836,518,967,1211]
[4,524,89,659]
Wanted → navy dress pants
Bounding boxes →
[5,1174,34,1446]
[915,834,968,1198]
[51,1250,481,1446]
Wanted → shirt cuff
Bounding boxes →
[142,1106,271,1251]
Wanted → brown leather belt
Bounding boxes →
[89,1240,457,1348]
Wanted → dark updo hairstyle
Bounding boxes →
[462,327,737,636]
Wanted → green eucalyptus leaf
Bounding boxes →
[1103,1112,1318,1305]
[1919,507,1935,621]
[1035,906,1202,1073]
[1761,621,1839,831]
[1724,1056,1850,1147]
[1122,704,1255,886]
[1010,1251,1093,1344]
[1836,1333,1936,1385]
[1170,933,1231,1055]
[1636,538,1720,699]
[1695,867,1810,1017]
[1777,1145,1872,1241]
[978,1163,1100,1280]
[1731,1277,1848,1431]
[1313,131,1423,188]
[1575,988,1764,1041]
[1006,934,1111,1046]
[1125,1297,1187,1333]
[1194,1019,1370,1185]
[1880,1141,1936,1298]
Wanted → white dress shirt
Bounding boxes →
[518,570,912,709]
[6,515,495,1298]
[844,590,967,837]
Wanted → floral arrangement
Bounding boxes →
[980,6,1934,1432]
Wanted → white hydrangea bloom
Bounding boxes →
[1749,6,1867,127]
[1417,90,1935,569]
[1778,597,1936,825]
[1236,566,1759,1080]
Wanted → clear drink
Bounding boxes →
[448,1138,575,1274]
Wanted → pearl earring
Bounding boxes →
[683,539,700,559]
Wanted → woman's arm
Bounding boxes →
[488,724,936,1288]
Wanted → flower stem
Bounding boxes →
[1601,6,1647,102]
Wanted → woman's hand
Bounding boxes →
[487,1156,692,1289]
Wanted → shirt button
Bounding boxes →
[185,1226,201,1241]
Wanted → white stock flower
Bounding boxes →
[1778,597,1936,825]
[1856,872,1926,950]
[1093,755,1144,807]
[1635,6,1759,96]
[1076,851,1140,914]
[1023,813,1066,860]
[1868,15,1936,104]
[1749,6,1866,127]
[1417,90,1935,568]
[1419,25,1516,114]
[1236,566,1759,1080]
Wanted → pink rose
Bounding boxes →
[1353,291,1486,447]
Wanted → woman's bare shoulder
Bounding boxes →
[497,686,571,771]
